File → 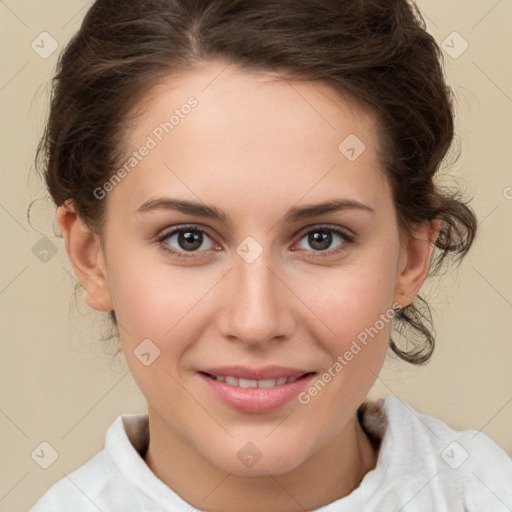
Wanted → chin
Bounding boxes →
[205,439,310,477]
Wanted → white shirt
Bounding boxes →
[29,394,512,511]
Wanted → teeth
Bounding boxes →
[238,378,258,388]
[258,379,277,388]
[225,376,238,386]
[211,374,302,388]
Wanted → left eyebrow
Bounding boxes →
[282,198,375,223]
[136,197,374,224]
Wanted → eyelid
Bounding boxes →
[294,223,355,241]
[157,224,215,241]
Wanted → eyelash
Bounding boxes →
[156,224,356,260]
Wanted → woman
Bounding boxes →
[30,0,512,510]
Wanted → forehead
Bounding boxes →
[110,61,389,217]
[131,61,380,145]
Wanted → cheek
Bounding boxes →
[290,257,398,412]
[292,259,398,347]
[295,269,394,428]
[106,250,217,339]
[109,259,213,414]
[106,256,224,404]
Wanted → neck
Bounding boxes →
[144,410,379,512]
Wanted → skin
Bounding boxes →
[58,61,440,512]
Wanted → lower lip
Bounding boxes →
[198,372,316,413]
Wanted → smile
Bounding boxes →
[198,367,317,413]
[203,373,302,388]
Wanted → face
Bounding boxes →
[63,61,434,476]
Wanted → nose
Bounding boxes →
[216,249,296,348]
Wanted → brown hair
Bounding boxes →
[36,0,477,364]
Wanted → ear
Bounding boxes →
[57,200,113,313]
[393,219,442,308]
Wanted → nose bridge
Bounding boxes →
[217,246,294,346]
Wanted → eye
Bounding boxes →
[157,225,216,258]
[156,224,355,260]
[293,226,355,257]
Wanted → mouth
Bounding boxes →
[197,366,318,413]
[199,371,316,389]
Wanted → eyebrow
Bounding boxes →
[136,197,375,223]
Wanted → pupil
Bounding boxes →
[179,231,202,251]
[310,231,331,251]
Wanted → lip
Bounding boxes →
[198,366,317,414]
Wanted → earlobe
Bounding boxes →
[57,201,114,313]
[393,219,442,308]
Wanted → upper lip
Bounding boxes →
[199,365,315,380]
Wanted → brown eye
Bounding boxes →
[175,230,204,251]
[157,226,215,257]
[307,230,333,251]
[294,226,354,257]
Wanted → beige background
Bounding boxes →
[0,1,511,510]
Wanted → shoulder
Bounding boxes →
[29,414,150,512]
[29,450,121,511]
[360,395,512,511]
